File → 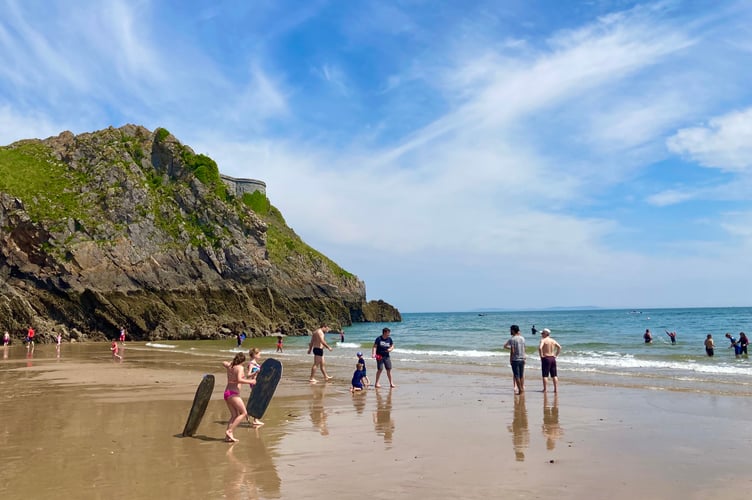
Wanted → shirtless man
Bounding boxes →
[538,328,562,393]
[307,324,333,383]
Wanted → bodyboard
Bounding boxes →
[182,374,215,437]
[246,358,283,419]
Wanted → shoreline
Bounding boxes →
[2,343,752,499]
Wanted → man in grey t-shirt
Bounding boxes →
[504,324,526,394]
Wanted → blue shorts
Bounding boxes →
[511,360,525,379]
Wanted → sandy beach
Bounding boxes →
[1,342,751,500]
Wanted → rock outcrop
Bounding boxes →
[0,125,400,342]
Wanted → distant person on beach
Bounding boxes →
[307,324,333,384]
[665,330,677,345]
[56,333,62,347]
[356,351,370,386]
[3,331,9,346]
[276,336,283,353]
[531,325,537,336]
[222,352,258,442]
[111,340,122,360]
[26,326,35,348]
[340,331,345,343]
[738,332,748,356]
[504,324,526,394]
[351,360,367,392]
[119,327,126,343]
[725,333,741,357]
[705,334,714,357]
[373,327,396,388]
[643,329,652,344]
[538,328,561,393]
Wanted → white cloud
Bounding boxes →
[667,107,752,172]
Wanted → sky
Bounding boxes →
[2,0,752,312]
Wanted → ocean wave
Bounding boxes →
[396,348,501,357]
[562,355,752,376]
[144,342,177,349]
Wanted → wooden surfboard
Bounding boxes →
[246,358,283,419]
[182,374,215,437]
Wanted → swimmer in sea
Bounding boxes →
[705,334,714,357]
[223,352,257,442]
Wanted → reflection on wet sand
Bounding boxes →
[373,388,395,446]
[542,392,563,450]
[352,389,367,415]
[507,394,529,461]
[224,430,281,499]
[309,384,329,435]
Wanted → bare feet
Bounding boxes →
[309,379,318,384]
[225,431,238,443]
[390,383,397,388]
[374,384,381,388]
[325,376,334,382]
[251,419,264,427]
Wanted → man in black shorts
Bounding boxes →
[372,327,396,388]
[307,323,332,383]
[538,328,561,393]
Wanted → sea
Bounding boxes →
[132,307,752,397]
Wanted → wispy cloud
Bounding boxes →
[667,107,752,172]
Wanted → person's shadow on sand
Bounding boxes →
[373,388,395,446]
[507,393,529,461]
[542,392,563,450]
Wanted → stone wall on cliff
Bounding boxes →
[0,125,399,342]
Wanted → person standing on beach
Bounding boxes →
[307,324,333,384]
[222,352,258,442]
[276,336,283,353]
[643,329,652,344]
[3,331,9,346]
[245,348,264,427]
[504,325,526,394]
[119,327,126,343]
[705,334,714,357]
[372,327,396,388]
[538,328,561,393]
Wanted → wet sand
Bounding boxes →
[1,342,752,499]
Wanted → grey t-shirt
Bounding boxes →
[505,335,526,361]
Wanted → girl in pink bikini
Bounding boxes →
[222,353,256,442]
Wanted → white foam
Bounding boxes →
[144,342,177,349]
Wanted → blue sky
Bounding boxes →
[2,0,752,312]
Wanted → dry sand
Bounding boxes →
[1,342,751,499]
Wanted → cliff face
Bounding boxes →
[0,125,400,342]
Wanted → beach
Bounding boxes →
[1,341,751,500]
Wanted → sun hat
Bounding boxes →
[357,352,363,356]
[542,328,551,334]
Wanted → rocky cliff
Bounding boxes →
[0,125,400,342]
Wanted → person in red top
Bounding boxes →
[26,326,35,348]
